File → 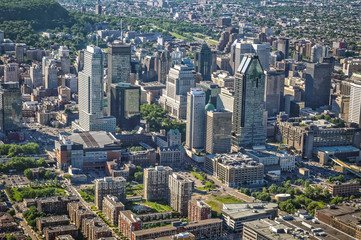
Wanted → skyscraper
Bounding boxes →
[264,70,285,116]
[311,45,323,63]
[158,65,195,120]
[231,39,270,73]
[277,38,290,60]
[0,82,22,132]
[194,43,214,80]
[4,63,19,83]
[44,62,58,89]
[156,50,171,84]
[15,43,25,63]
[232,55,266,149]
[144,166,173,202]
[186,88,206,150]
[205,108,232,154]
[304,58,333,109]
[59,46,70,74]
[349,80,361,127]
[75,46,116,132]
[109,83,140,130]
[30,64,42,89]
[168,173,193,216]
[107,43,131,117]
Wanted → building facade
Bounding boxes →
[144,166,173,202]
[95,177,126,210]
[169,173,193,216]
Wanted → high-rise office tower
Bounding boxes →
[169,173,193,216]
[186,88,206,150]
[158,65,195,120]
[59,46,70,74]
[277,38,290,60]
[311,45,323,63]
[0,82,22,132]
[107,43,131,116]
[231,39,270,73]
[44,63,58,89]
[95,177,126,210]
[205,108,232,154]
[4,63,19,83]
[30,64,42,89]
[109,83,140,130]
[304,58,333,109]
[75,46,116,132]
[95,4,102,14]
[144,166,173,202]
[196,81,221,109]
[264,70,285,116]
[349,80,361,127]
[156,50,171,84]
[194,43,214,80]
[15,43,25,63]
[232,55,266,149]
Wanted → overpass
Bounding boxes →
[330,156,361,178]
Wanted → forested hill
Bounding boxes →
[0,0,71,29]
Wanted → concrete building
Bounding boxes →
[194,43,214,80]
[328,181,360,197]
[68,202,95,229]
[304,58,333,109]
[205,109,232,154]
[75,45,116,132]
[37,196,79,215]
[232,39,270,72]
[30,64,43,89]
[119,210,142,239]
[156,50,172,84]
[15,43,25,63]
[311,44,323,63]
[276,119,361,158]
[315,205,361,238]
[37,215,70,231]
[343,58,361,77]
[0,82,22,132]
[82,217,112,240]
[158,146,185,167]
[44,225,78,240]
[196,81,221,109]
[44,62,58,89]
[107,43,131,115]
[55,131,122,171]
[205,153,264,187]
[186,88,206,150]
[264,70,285,117]
[102,195,125,226]
[4,63,19,83]
[217,88,234,112]
[211,70,234,88]
[277,38,289,60]
[232,55,266,149]
[349,80,361,126]
[169,173,193,216]
[144,166,173,202]
[158,65,195,120]
[109,83,140,130]
[188,199,211,222]
[95,177,126,210]
[243,219,296,240]
[222,202,278,232]
[332,95,349,122]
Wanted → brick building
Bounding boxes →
[43,225,78,240]
[119,210,142,239]
[37,196,79,214]
[188,199,211,222]
[68,202,95,229]
[95,177,126,210]
[328,181,360,196]
[37,215,70,231]
[102,195,125,226]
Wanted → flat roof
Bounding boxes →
[67,131,117,148]
[222,202,278,219]
[244,219,294,240]
[315,145,360,153]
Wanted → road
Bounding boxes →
[67,184,120,239]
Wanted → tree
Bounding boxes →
[6,234,16,240]
[134,172,143,182]
[24,169,33,180]
[268,184,278,194]
[63,174,71,180]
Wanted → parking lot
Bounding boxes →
[2,175,30,188]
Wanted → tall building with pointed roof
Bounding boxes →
[195,43,214,80]
[232,55,266,149]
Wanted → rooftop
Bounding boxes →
[243,219,295,240]
[222,202,278,219]
[61,131,118,149]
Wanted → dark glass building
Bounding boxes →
[0,82,22,132]
[195,43,214,80]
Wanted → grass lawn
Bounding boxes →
[10,186,66,202]
[79,187,95,202]
[170,32,188,40]
[215,195,244,204]
[190,171,205,181]
[142,201,173,212]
